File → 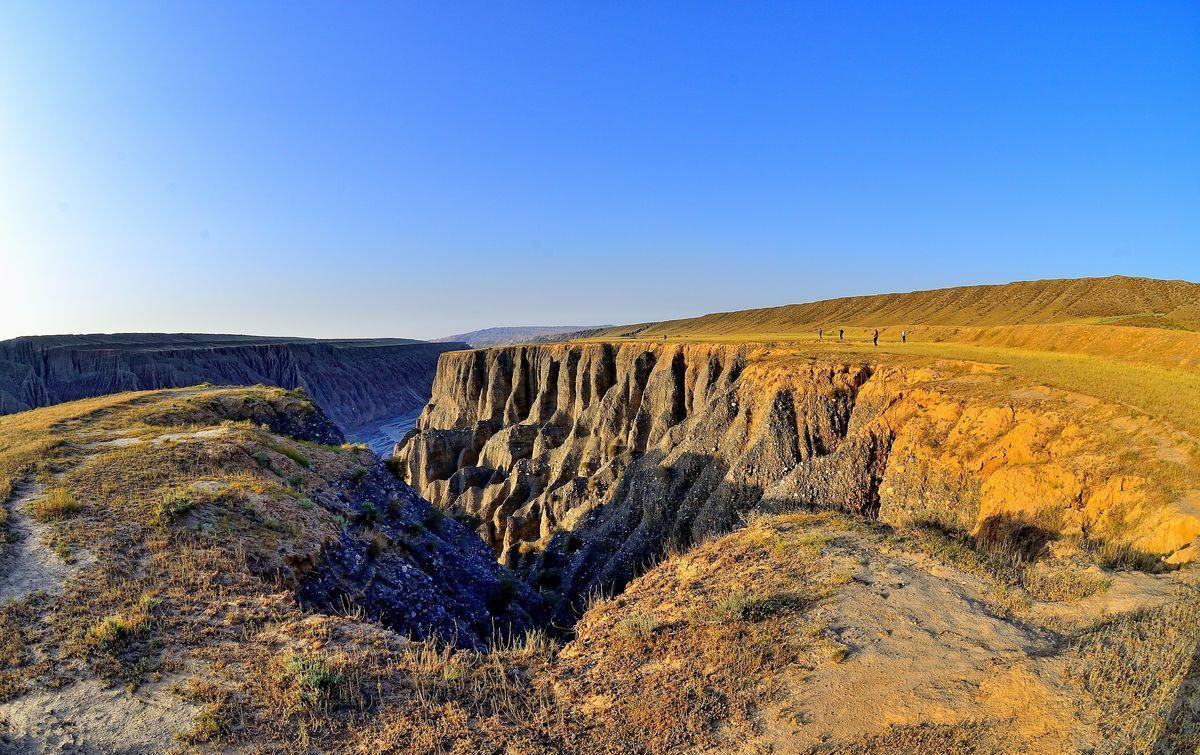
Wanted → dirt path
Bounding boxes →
[1,472,194,752]
[0,483,91,603]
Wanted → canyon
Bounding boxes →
[395,341,1200,611]
[3,276,1200,752]
[0,334,465,450]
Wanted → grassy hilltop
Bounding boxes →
[601,275,1200,336]
[583,275,1200,439]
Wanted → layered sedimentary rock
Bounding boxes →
[396,343,1200,613]
[0,334,465,435]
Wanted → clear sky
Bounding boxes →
[1,2,1197,341]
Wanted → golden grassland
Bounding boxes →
[582,276,1200,441]
[600,276,1200,336]
[577,329,1200,443]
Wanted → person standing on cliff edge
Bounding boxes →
[872,328,879,347]
[838,328,844,341]
[818,328,824,340]
[901,330,907,343]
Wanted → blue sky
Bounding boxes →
[1,1,1197,340]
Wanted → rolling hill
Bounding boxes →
[600,275,1200,337]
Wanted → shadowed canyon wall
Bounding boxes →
[0,334,466,436]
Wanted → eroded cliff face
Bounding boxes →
[0,336,465,436]
[395,342,1200,612]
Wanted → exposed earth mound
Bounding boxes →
[0,334,466,442]
[0,386,538,751]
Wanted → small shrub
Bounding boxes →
[86,598,155,656]
[704,590,758,622]
[975,514,1056,564]
[422,507,445,530]
[54,539,75,563]
[297,497,315,510]
[534,568,561,590]
[1086,539,1166,573]
[178,680,234,744]
[275,445,310,469]
[185,699,233,743]
[618,612,660,641]
[285,473,305,490]
[358,502,382,527]
[348,467,368,485]
[564,532,583,553]
[1024,564,1111,602]
[367,530,391,558]
[281,653,344,710]
[31,488,82,522]
[827,643,850,664]
[153,492,194,525]
[487,573,518,614]
[89,616,133,653]
[451,510,483,530]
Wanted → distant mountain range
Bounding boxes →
[434,326,608,349]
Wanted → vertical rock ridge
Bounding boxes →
[396,343,1200,621]
[395,343,888,609]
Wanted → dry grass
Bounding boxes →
[1022,563,1111,603]
[549,512,843,754]
[806,720,1016,754]
[890,518,1130,614]
[1070,594,1200,753]
[601,276,1200,335]
[616,611,659,639]
[0,388,363,723]
[897,341,1200,439]
[0,385,579,753]
[29,487,83,522]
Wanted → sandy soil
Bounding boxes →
[0,678,197,754]
[0,483,93,603]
